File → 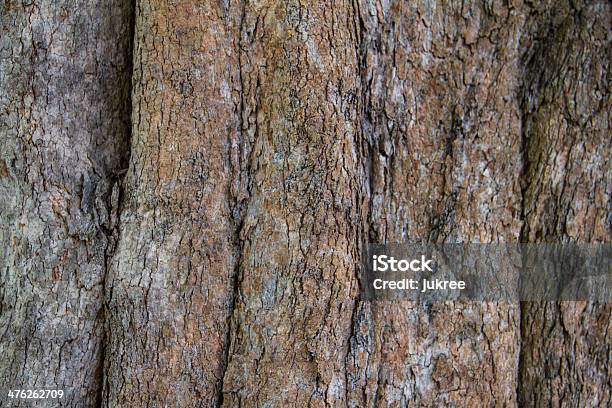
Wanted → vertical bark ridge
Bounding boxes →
[347,1,526,406]
[518,1,611,406]
[220,0,365,405]
[102,0,242,406]
[0,1,134,406]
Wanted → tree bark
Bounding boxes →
[220,0,364,405]
[519,1,611,407]
[102,1,241,406]
[346,1,525,405]
[0,0,609,407]
[0,1,133,406]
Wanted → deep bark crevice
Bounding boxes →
[217,4,249,406]
[97,1,136,405]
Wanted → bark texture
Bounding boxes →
[0,1,133,406]
[519,1,611,407]
[347,1,525,405]
[0,0,609,407]
[221,0,363,405]
[103,0,241,406]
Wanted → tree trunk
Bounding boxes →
[220,0,364,405]
[346,1,526,405]
[0,1,133,407]
[519,1,611,407]
[102,1,241,406]
[0,0,609,407]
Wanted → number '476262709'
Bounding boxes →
[7,389,64,399]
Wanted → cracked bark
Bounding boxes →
[220,0,365,406]
[0,1,133,407]
[0,0,609,407]
[102,0,242,406]
[519,1,611,407]
[346,1,525,406]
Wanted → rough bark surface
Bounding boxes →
[103,0,241,406]
[220,0,364,406]
[519,1,611,407]
[0,1,133,406]
[347,1,525,406]
[0,0,609,407]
